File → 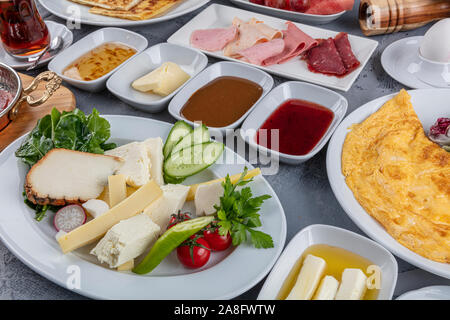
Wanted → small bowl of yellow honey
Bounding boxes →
[49,27,147,92]
[258,224,398,300]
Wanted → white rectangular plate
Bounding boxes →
[167,4,378,92]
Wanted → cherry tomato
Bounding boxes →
[177,235,211,268]
[203,226,232,251]
[167,211,191,229]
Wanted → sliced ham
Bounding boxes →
[190,26,238,52]
[305,0,354,15]
[305,38,346,76]
[263,21,317,66]
[224,17,282,58]
[333,32,360,72]
[238,39,285,66]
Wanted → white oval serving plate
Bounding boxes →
[326,89,450,279]
[167,4,378,92]
[38,0,210,27]
[397,286,450,300]
[257,224,398,300]
[0,115,287,300]
[240,81,347,164]
[107,43,208,113]
[168,61,274,136]
[229,0,347,24]
[48,27,148,92]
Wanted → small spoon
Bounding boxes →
[26,36,63,71]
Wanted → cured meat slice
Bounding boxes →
[224,17,282,58]
[238,39,285,66]
[334,32,360,72]
[305,0,354,15]
[190,26,238,52]
[305,38,346,76]
[264,21,317,66]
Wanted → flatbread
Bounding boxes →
[68,0,143,11]
[89,0,181,21]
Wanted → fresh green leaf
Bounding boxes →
[248,229,274,249]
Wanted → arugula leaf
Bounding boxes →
[215,167,274,249]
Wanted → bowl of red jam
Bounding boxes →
[241,81,347,164]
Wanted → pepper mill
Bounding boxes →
[359,0,450,36]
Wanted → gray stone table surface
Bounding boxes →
[1,0,449,300]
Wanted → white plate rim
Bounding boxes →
[326,89,450,279]
[396,285,450,300]
[167,4,378,92]
[38,0,211,27]
[0,115,287,300]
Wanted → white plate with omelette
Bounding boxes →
[326,89,450,279]
[38,0,210,27]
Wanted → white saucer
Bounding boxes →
[397,286,450,300]
[0,20,73,70]
[381,36,433,89]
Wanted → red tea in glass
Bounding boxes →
[0,0,50,58]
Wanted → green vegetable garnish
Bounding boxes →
[15,108,116,167]
[215,168,274,249]
[133,216,215,274]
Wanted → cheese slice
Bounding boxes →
[58,180,162,253]
[186,168,261,201]
[313,275,339,300]
[131,62,190,96]
[286,254,326,300]
[108,174,127,207]
[195,181,223,216]
[143,184,190,231]
[335,268,367,300]
[142,137,164,186]
[117,259,134,271]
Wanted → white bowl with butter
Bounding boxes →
[106,43,208,113]
[258,224,398,300]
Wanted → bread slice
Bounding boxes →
[105,142,151,187]
[25,149,123,206]
[68,0,143,11]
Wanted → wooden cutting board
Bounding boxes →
[0,72,76,152]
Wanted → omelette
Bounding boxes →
[342,89,450,263]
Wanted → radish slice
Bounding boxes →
[54,205,87,232]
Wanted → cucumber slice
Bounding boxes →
[170,124,210,156]
[133,216,215,274]
[163,121,193,159]
[164,141,224,179]
[163,173,185,184]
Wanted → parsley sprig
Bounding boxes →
[214,168,274,249]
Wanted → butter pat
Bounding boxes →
[132,62,190,96]
[313,275,339,300]
[335,268,367,300]
[286,254,326,300]
[91,213,160,268]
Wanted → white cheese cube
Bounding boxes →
[142,137,164,186]
[194,181,224,216]
[286,254,326,300]
[55,230,67,240]
[143,184,190,231]
[105,142,151,187]
[335,268,368,300]
[82,199,110,219]
[313,275,339,300]
[90,213,160,268]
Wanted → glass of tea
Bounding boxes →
[0,0,50,59]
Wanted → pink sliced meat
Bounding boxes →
[333,32,360,72]
[306,0,354,15]
[190,26,238,52]
[264,21,318,66]
[305,38,346,76]
[238,39,285,66]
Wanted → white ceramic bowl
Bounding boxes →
[106,43,208,113]
[168,61,274,135]
[229,0,347,24]
[240,81,347,164]
[257,224,398,300]
[48,27,148,92]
